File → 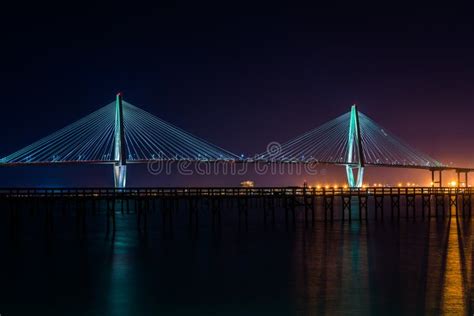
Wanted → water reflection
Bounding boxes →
[292,218,473,315]
[440,218,465,314]
[1,208,473,315]
[105,226,141,315]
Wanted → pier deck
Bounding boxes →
[1,187,472,235]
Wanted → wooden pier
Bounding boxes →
[1,187,472,235]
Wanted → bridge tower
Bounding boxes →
[114,93,127,188]
[346,105,364,187]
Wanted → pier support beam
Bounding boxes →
[345,105,365,188]
[346,165,364,188]
[114,93,127,188]
[430,169,443,187]
[114,165,127,188]
[455,169,470,187]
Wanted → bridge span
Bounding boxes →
[1,93,472,187]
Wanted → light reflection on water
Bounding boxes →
[107,236,135,316]
[0,206,473,315]
[290,217,473,315]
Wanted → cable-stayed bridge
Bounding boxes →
[255,105,455,187]
[0,93,471,187]
[0,94,239,187]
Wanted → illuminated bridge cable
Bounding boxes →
[1,102,116,163]
[122,102,238,161]
[0,99,443,173]
[358,113,442,167]
[258,109,443,168]
[258,113,352,163]
[0,100,239,165]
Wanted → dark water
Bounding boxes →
[0,204,472,315]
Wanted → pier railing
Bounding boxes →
[0,187,472,199]
[1,187,472,234]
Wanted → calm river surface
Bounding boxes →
[0,205,472,315]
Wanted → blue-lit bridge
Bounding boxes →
[0,93,472,187]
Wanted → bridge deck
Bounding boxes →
[0,186,473,198]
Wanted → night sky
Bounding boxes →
[1,3,473,187]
